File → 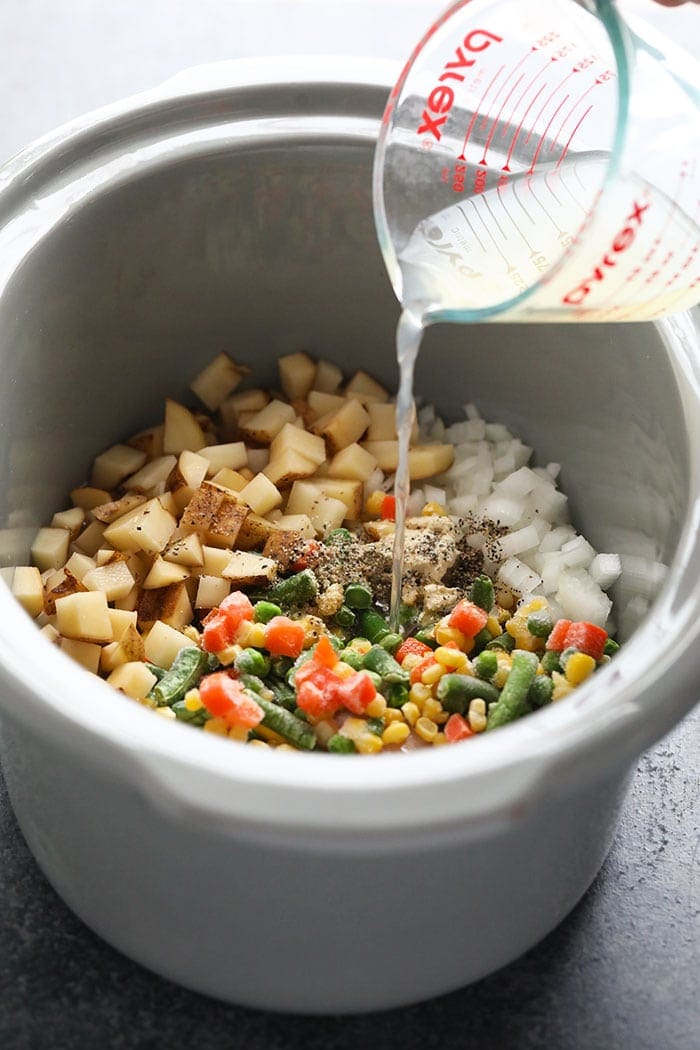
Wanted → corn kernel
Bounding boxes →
[155,706,176,719]
[493,652,512,688]
[432,731,447,746]
[183,625,201,644]
[250,622,268,648]
[355,733,384,754]
[468,698,488,733]
[340,717,368,741]
[365,491,384,517]
[564,651,596,685]
[217,643,242,666]
[435,624,468,649]
[401,653,423,672]
[434,645,468,669]
[486,615,501,637]
[184,689,202,712]
[204,717,229,736]
[551,671,573,701]
[254,724,287,746]
[422,662,445,686]
[384,707,404,723]
[409,682,431,706]
[401,701,420,726]
[333,661,356,680]
[276,743,297,752]
[422,501,448,516]
[248,738,270,749]
[382,721,411,746]
[415,716,439,743]
[350,637,372,655]
[366,695,388,718]
[423,697,447,724]
[228,725,250,742]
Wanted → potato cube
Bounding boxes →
[199,545,235,578]
[70,486,112,511]
[142,556,190,590]
[199,442,248,476]
[269,423,326,467]
[55,591,113,643]
[113,586,140,612]
[278,351,317,401]
[40,623,61,644]
[275,514,316,540]
[144,621,195,669]
[64,552,96,582]
[264,448,318,488]
[307,390,345,421]
[367,403,397,442]
[60,638,102,675]
[163,533,204,568]
[158,491,179,517]
[127,425,164,459]
[316,399,370,454]
[104,498,177,556]
[262,529,304,571]
[287,478,363,520]
[100,641,129,674]
[247,448,269,475]
[239,400,296,444]
[360,440,399,473]
[309,496,347,536]
[222,550,277,587]
[91,493,147,524]
[107,607,138,639]
[180,483,249,548]
[119,623,146,662]
[219,388,270,434]
[313,360,343,394]
[163,399,207,453]
[407,444,455,479]
[195,575,231,609]
[345,370,389,403]
[51,506,85,538]
[73,521,108,557]
[91,444,147,490]
[31,527,70,571]
[107,661,158,700]
[44,568,88,614]
[238,473,283,517]
[210,468,248,493]
[137,581,192,630]
[234,514,278,552]
[123,455,177,494]
[12,566,44,617]
[190,353,250,410]
[327,443,378,482]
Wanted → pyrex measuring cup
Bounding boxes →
[373,0,700,323]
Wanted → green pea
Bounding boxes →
[328,734,357,753]
[253,600,283,624]
[344,583,373,610]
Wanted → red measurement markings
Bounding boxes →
[459,64,506,160]
[478,49,532,132]
[479,74,526,165]
[527,94,570,175]
[500,58,553,140]
[555,105,594,169]
[523,70,575,147]
[501,83,546,172]
[549,80,598,153]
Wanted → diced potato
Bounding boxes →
[55,591,113,643]
[407,443,455,479]
[31,527,70,571]
[278,351,316,401]
[123,455,177,493]
[363,519,396,541]
[222,550,277,587]
[313,359,343,394]
[144,620,195,669]
[275,514,316,540]
[327,443,378,482]
[119,623,146,662]
[307,390,345,420]
[12,566,44,617]
[247,448,269,475]
[51,506,85,538]
[199,442,248,477]
[178,449,210,488]
[219,388,270,434]
[238,473,283,517]
[61,638,103,675]
[113,586,140,612]
[73,521,108,557]
[142,556,190,589]
[91,444,148,490]
[190,353,250,410]
[64,552,96,582]
[124,551,151,586]
[264,448,318,488]
[137,581,192,630]
[100,641,129,674]
[315,399,370,454]
[199,545,235,578]
[239,400,296,445]
[70,486,112,511]
[287,478,363,520]
[44,568,88,614]
[91,493,147,524]
[104,498,177,556]
[195,575,231,610]
[284,481,323,519]
[210,468,248,493]
[262,530,304,571]
[163,533,204,568]
[126,424,164,459]
[107,607,138,640]
[269,423,326,466]
[158,491,179,517]
[163,399,207,454]
[40,623,61,644]
[360,440,399,473]
[367,403,396,442]
[107,661,158,700]
[308,495,347,536]
[180,483,249,548]
[235,514,278,552]
[345,370,389,403]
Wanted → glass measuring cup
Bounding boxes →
[373,0,700,323]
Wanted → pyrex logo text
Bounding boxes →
[562,200,651,306]
[417,30,503,142]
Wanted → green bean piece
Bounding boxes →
[470,574,495,611]
[344,583,372,610]
[269,678,297,711]
[380,632,403,655]
[325,528,355,546]
[527,675,554,708]
[171,699,211,726]
[414,629,437,649]
[254,696,317,751]
[334,604,356,628]
[472,627,492,652]
[253,600,283,624]
[293,707,309,722]
[152,647,209,708]
[436,673,500,714]
[338,648,364,671]
[329,634,345,652]
[266,569,318,606]
[358,609,391,644]
[271,655,295,679]
[366,670,384,691]
[486,632,515,653]
[234,648,271,677]
[145,662,167,681]
[362,645,409,685]
[239,673,273,699]
[398,602,416,626]
[328,734,357,753]
[366,718,385,737]
[384,682,410,709]
[540,650,562,674]
[473,650,498,681]
[205,653,222,674]
[603,637,620,657]
[527,610,554,638]
[486,650,538,730]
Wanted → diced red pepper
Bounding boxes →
[202,613,233,653]
[395,637,433,664]
[546,618,572,651]
[448,600,488,638]
[562,621,608,661]
[290,539,321,572]
[264,615,306,658]
[444,713,475,743]
[336,671,377,716]
[380,494,397,521]
[410,653,438,685]
[313,634,339,669]
[199,672,264,729]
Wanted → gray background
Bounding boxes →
[0,2,698,1048]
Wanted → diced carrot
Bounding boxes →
[220,590,254,627]
[264,615,306,658]
[546,618,573,651]
[336,671,377,715]
[563,621,608,661]
[448,600,488,637]
[290,539,321,572]
[410,653,437,685]
[202,613,233,653]
[296,668,341,718]
[313,634,339,669]
[380,494,397,521]
[445,713,475,743]
[395,637,433,664]
[199,672,263,729]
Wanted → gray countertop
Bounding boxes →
[1,3,699,1047]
